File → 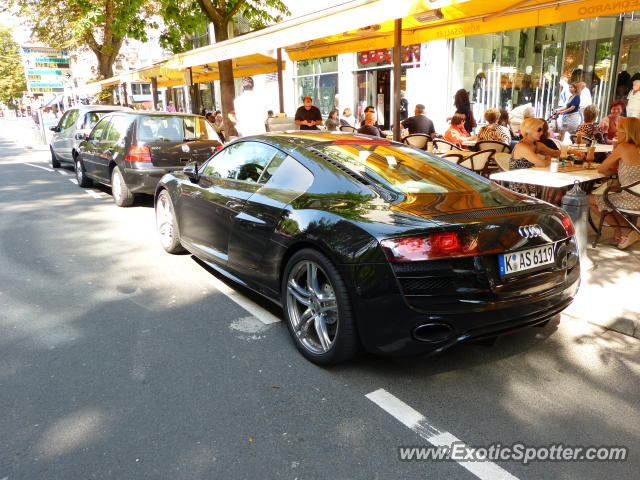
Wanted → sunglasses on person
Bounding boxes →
[537,127,543,132]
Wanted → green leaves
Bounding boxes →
[0,26,27,105]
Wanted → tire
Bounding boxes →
[74,157,92,187]
[155,190,185,254]
[111,165,135,207]
[281,248,359,365]
[50,148,61,168]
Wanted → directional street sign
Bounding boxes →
[20,46,72,94]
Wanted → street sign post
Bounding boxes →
[20,46,72,95]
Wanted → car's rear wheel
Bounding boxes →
[50,148,61,168]
[155,190,185,254]
[282,249,359,365]
[75,157,92,187]
[111,166,134,207]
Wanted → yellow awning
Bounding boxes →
[286,0,640,60]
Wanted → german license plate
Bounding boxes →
[499,244,555,276]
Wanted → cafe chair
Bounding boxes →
[592,180,640,248]
[494,152,512,172]
[440,153,464,164]
[433,138,462,152]
[570,134,593,145]
[402,133,431,150]
[476,140,512,153]
[458,149,495,176]
[339,125,357,133]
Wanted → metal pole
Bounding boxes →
[277,48,285,114]
[151,77,159,111]
[392,18,402,142]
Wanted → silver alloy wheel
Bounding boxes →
[156,193,174,248]
[112,169,122,201]
[286,260,339,354]
[75,160,83,183]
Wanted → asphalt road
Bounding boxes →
[1,118,639,479]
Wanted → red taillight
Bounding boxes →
[125,145,152,162]
[381,232,479,262]
[561,214,575,236]
[215,144,223,151]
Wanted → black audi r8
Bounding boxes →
[154,132,580,365]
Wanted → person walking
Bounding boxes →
[234,76,266,136]
[295,96,323,130]
[554,82,581,138]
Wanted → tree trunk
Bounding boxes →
[218,58,236,136]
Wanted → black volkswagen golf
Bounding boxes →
[76,112,222,206]
[154,132,580,365]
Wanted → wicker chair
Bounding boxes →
[402,133,431,150]
[433,138,462,153]
[494,152,512,172]
[457,149,496,176]
[592,180,640,248]
[476,140,512,153]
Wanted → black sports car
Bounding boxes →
[154,132,580,364]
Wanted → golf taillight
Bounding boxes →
[125,145,152,162]
[381,232,479,262]
[561,214,575,236]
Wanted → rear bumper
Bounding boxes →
[123,166,182,194]
[344,262,580,356]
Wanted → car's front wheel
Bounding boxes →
[50,148,61,168]
[111,166,134,207]
[75,157,92,187]
[155,190,185,254]
[282,249,359,365]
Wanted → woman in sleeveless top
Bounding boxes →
[599,100,624,144]
[591,117,640,249]
[508,118,551,196]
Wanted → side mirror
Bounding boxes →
[75,132,88,140]
[49,126,60,132]
[183,162,199,183]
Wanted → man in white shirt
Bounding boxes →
[627,80,640,118]
[578,82,592,117]
[234,76,266,137]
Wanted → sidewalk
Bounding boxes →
[0,116,49,152]
[563,232,640,339]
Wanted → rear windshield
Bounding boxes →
[312,143,491,194]
[136,115,219,142]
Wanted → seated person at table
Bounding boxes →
[400,104,435,136]
[590,117,640,249]
[444,113,476,147]
[575,104,606,144]
[536,120,560,157]
[477,108,511,144]
[357,111,384,138]
[599,100,624,145]
[499,109,518,143]
[508,118,552,196]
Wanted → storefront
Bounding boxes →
[293,56,339,117]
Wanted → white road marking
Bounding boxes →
[57,169,70,176]
[85,189,102,199]
[24,162,54,172]
[366,389,519,480]
[68,178,78,185]
[209,277,281,325]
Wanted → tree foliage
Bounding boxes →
[158,0,289,134]
[1,0,157,79]
[0,26,26,106]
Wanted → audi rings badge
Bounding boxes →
[518,224,543,239]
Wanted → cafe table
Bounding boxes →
[489,165,608,205]
[569,143,613,154]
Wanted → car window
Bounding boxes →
[137,115,183,142]
[312,143,491,194]
[89,118,111,141]
[83,111,107,130]
[104,116,130,142]
[183,116,219,141]
[262,155,314,191]
[60,109,79,130]
[201,142,279,183]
